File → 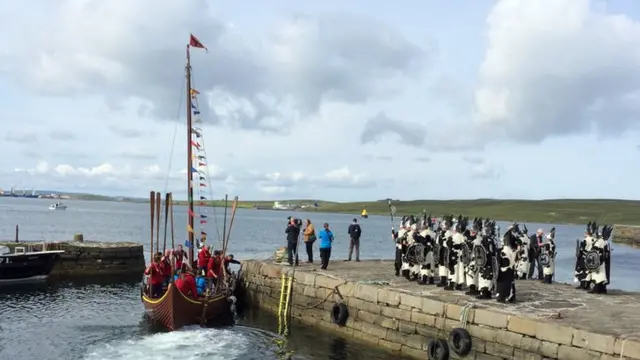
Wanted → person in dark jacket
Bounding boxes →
[347,218,362,261]
[528,228,544,279]
[285,216,301,266]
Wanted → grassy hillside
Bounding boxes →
[301,199,640,225]
[171,198,640,225]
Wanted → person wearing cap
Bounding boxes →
[318,223,334,270]
[347,218,362,261]
[528,228,545,279]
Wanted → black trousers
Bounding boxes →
[287,241,299,265]
[528,249,543,279]
[320,248,331,269]
[305,241,314,262]
[394,247,402,271]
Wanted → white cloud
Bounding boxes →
[472,0,640,143]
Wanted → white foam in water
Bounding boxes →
[84,327,249,360]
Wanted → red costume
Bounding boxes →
[174,249,186,270]
[197,248,210,268]
[144,263,165,285]
[176,273,198,299]
[207,256,220,278]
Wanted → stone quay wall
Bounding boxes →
[242,260,640,360]
[0,240,145,278]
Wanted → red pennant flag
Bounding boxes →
[189,34,208,51]
[198,162,206,167]
[199,183,206,187]
[191,140,200,149]
[200,220,207,224]
[188,209,196,218]
[200,202,206,206]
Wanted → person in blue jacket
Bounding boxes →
[318,222,334,270]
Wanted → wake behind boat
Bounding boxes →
[0,243,64,285]
[141,34,239,331]
[49,202,67,210]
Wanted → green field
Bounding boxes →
[171,199,640,226]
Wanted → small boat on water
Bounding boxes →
[141,34,239,331]
[49,202,67,210]
[0,244,64,285]
[361,209,368,218]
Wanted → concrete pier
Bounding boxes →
[0,240,144,279]
[242,259,640,360]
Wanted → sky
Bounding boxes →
[1,0,640,201]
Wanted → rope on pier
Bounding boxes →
[459,303,475,329]
[620,333,640,359]
[355,280,391,286]
[298,282,347,310]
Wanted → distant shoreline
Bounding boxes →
[8,194,640,245]
[44,195,640,226]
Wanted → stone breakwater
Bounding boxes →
[242,260,640,360]
[613,225,640,247]
[0,241,145,278]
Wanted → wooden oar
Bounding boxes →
[163,192,170,252]
[155,192,161,255]
[169,193,175,250]
[148,191,156,295]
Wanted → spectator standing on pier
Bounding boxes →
[303,219,316,263]
[347,218,362,261]
[318,223,334,270]
[285,216,301,266]
[528,228,545,279]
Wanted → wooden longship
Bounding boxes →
[141,34,236,331]
[142,284,230,331]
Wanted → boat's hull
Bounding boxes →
[141,284,232,331]
[0,253,60,285]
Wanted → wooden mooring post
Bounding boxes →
[15,224,18,243]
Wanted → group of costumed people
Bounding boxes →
[574,221,612,294]
[392,214,614,302]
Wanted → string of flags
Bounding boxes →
[186,86,210,247]
[184,34,209,250]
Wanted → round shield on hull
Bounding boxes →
[433,243,441,266]
[584,250,601,271]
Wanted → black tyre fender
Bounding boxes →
[427,338,450,360]
[331,302,349,326]
[449,327,472,356]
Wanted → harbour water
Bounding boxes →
[1,198,639,359]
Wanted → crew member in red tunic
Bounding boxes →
[197,246,211,276]
[173,244,187,272]
[144,254,165,298]
[175,264,198,299]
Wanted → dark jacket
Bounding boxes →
[529,234,542,250]
[286,224,301,242]
[348,223,362,239]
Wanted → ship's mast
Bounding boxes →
[186,45,195,263]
